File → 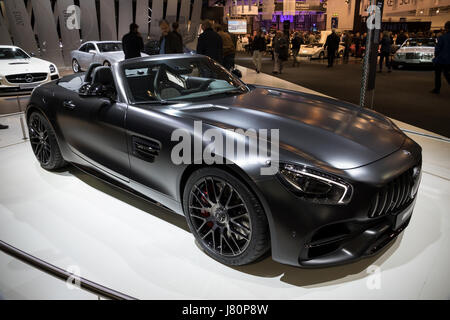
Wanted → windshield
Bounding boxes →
[97,42,123,52]
[122,57,247,103]
[0,47,30,59]
[403,38,436,47]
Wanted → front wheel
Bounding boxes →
[183,168,270,266]
[72,59,80,73]
[28,112,66,170]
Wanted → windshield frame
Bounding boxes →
[97,42,123,53]
[402,38,436,48]
[120,56,249,105]
[0,47,30,60]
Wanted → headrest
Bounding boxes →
[84,63,102,83]
[91,66,114,87]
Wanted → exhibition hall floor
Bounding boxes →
[0,67,449,299]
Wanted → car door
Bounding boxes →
[79,43,96,70]
[55,71,130,182]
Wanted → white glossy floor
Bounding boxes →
[0,67,449,299]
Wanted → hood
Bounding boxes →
[0,57,51,75]
[100,51,125,62]
[161,87,405,170]
[397,46,435,54]
[100,51,149,62]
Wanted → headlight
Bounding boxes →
[49,64,56,73]
[395,53,405,59]
[279,164,353,205]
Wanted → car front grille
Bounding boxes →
[368,163,421,218]
[405,52,421,59]
[5,73,48,84]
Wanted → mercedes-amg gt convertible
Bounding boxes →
[26,54,422,267]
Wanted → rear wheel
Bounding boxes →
[28,112,66,170]
[72,59,80,73]
[183,168,270,266]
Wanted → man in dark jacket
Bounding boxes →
[252,30,266,73]
[159,20,183,54]
[122,23,144,59]
[291,32,303,67]
[324,29,340,67]
[396,30,407,46]
[379,31,393,72]
[196,20,223,64]
[431,21,450,94]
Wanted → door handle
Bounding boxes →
[63,100,76,109]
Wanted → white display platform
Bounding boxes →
[0,67,449,299]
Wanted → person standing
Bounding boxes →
[291,32,302,67]
[379,31,393,72]
[172,22,184,50]
[272,31,288,74]
[215,24,236,70]
[159,20,183,54]
[343,31,352,63]
[252,30,266,73]
[431,21,450,94]
[122,23,144,59]
[396,30,407,46]
[197,20,223,64]
[353,32,361,57]
[324,29,340,67]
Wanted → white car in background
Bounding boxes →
[71,41,148,73]
[392,38,436,69]
[0,45,59,93]
[296,31,344,60]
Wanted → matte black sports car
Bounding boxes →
[26,54,422,267]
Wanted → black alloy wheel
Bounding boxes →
[183,168,270,266]
[28,112,66,170]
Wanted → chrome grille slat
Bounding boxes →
[368,165,419,219]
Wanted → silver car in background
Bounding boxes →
[392,38,436,69]
[70,41,147,72]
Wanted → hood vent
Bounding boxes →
[8,62,29,65]
[176,104,229,112]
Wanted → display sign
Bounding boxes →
[232,5,258,15]
[228,20,247,34]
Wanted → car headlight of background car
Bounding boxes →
[394,53,405,59]
[279,163,353,205]
[49,64,56,73]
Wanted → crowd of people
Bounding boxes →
[232,24,449,91]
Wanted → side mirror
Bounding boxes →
[30,52,36,57]
[89,50,96,55]
[231,68,242,78]
[79,83,116,100]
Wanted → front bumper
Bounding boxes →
[255,138,421,267]
[392,57,433,65]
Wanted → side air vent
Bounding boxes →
[132,136,161,163]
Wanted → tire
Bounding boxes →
[72,59,80,73]
[103,61,111,67]
[28,112,66,170]
[183,167,270,266]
